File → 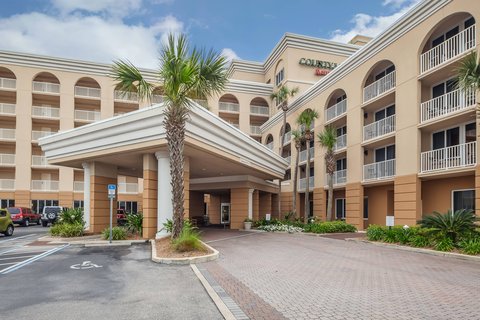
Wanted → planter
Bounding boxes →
[244,221,252,230]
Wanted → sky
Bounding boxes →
[0,0,422,69]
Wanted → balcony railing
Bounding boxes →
[250,105,269,116]
[420,142,476,173]
[250,125,261,135]
[31,180,59,191]
[363,114,395,142]
[332,169,347,185]
[0,153,15,165]
[266,142,273,150]
[283,155,291,164]
[32,130,56,141]
[420,25,476,74]
[0,103,15,116]
[0,128,15,140]
[299,147,314,163]
[74,109,101,122]
[32,155,53,167]
[283,131,292,145]
[363,159,396,181]
[0,77,16,90]
[334,134,347,151]
[74,181,84,192]
[75,86,101,99]
[325,99,347,122]
[32,81,60,94]
[32,106,60,119]
[363,71,396,103]
[420,88,476,123]
[298,176,315,190]
[118,182,138,194]
[219,101,240,112]
[0,179,14,190]
[114,90,138,102]
[152,94,164,104]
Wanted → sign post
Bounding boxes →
[108,184,116,244]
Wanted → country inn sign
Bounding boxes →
[298,58,338,75]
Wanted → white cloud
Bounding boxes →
[330,0,421,43]
[221,48,240,63]
[0,12,184,69]
[50,0,143,18]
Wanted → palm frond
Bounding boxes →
[456,51,480,91]
[296,109,319,128]
[111,59,154,101]
[317,126,337,151]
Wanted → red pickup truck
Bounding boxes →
[7,207,41,227]
[117,209,127,226]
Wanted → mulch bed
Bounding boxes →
[155,237,212,258]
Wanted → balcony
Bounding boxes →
[334,134,347,151]
[75,86,101,99]
[74,110,101,122]
[118,182,138,194]
[32,131,56,141]
[363,159,396,182]
[266,142,273,150]
[325,99,347,123]
[152,94,164,104]
[0,103,15,116]
[332,169,347,185]
[283,155,291,164]
[420,88,476,123]
[32,81,60,94]
[299,147,314,163]
[363,114,395,142]
[114,90,138,102]
[363,71,396,103]
[0,153,15,166]
[32,106,60,119]
[0,128,15,140]
[250,125,261,135]
[31,180,59,191]
[420,25,476,74]
[298,176,315,191]
[32,155,54,167]
[420,142,476,173]
[250,105,269,116]
[0,179,14,190]
[0,77,16,90]
[74,181,84,192]
[219,101,240,113]
[283,131,292,145]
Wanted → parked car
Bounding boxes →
[7,207,41,227]
[0,209,14,236]
[41,206,63,227]
[117,209,127,226]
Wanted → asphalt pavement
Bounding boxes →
[0,243,222,320]
[0,224,49,240]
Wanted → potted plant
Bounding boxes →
[244,218,253,230]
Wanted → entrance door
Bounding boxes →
[220,203,230,224]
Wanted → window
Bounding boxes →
[336,158,347,171]
[465,17,475,29]
[363,197,369,219]
[431,79,456,99]
[0,199,14,208]
[432,26,459,48]
[432,122,476,150]
[374,65,395,81]
[374,105,395,121]
[336,126,347,137]
[32,200,59,214]
[117,201,138,213]
[275,68,284,86]
[335,198,346,220]
[284,169,291,181]
[74,200,84,208]
[375,145,395,162]
[336,94,347,103]
[452,190,475,212]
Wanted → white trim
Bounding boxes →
[451,189,475,212]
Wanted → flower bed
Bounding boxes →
[255,219,357,234]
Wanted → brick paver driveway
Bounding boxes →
[200,230,480,320]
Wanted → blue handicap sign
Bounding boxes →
[108,184,116,190]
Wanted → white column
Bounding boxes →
[82,162,91,230]
[155,151,172,237]
[248,188,254,220]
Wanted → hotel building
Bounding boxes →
[1,0,479,237]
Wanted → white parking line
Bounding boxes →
[0,244,69,274]
[0,255,36,261]
[0,262,17,266]
[0,234,37,243]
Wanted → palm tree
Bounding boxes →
[112,34,228,238]
[297,109,319,224]
[317,126,337,221]
[270,85,298,217]
[456,51,480,112]
[291,129,304,218]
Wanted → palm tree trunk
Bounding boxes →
[327,173,334,221]
[304,141,311,224]
[292,145,300,218]
[164,105,186,239]
[277,108,287,219]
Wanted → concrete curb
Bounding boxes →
[346,238,480,262]
[150,239,219,265]
[39,235,148,247]
[190,264,236,320]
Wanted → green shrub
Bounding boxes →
[409,235,431,248]
[50,223,84,237]
[304,221,357,234]
[419,209,478,242]
[366,225,385,241]
[102,227,128,240]
[59,208,85,226]
[459,238,480,255]
[125,212,143,236]
[434,236,455,252]
[162,219,173,233]
[172,222,203,252]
